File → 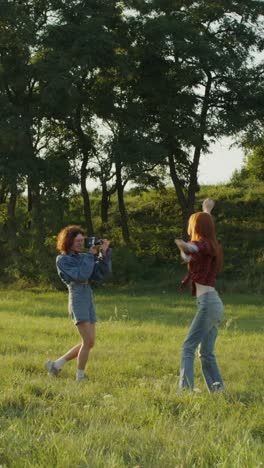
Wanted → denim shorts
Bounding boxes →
[67,283,96,325]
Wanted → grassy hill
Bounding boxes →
[0,181,263,291]
[89,182,264,293]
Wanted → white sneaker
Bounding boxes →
[76,375,89,382]
[211,382,224,393]
[46,360,60,377]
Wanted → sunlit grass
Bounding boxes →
[0,288,263,467]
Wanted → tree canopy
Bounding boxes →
[0,0,264,283]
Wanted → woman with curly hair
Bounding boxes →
[46,225,111,381]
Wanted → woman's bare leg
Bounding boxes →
[59,344,82,362]
[76,322,95,371]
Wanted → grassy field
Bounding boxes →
[0,286,263,468]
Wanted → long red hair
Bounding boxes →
[188,212,223,272]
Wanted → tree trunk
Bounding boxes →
[0,178,8,204]
[168,152,191,239]
[115,160,130,244]
[31,180,45,243]
[72,106,94,236]
[80,153,94,236]
[168,72,212,238]
[24,117,45,240]
[187,71,212,210]
[27,177,33,229]
[7,179,18,249]
[101,179,109,224]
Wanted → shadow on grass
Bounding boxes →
[95,288,264,333]
[1,285,263,333]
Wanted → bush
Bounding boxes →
[111,247,142,283]
[0,183,263,292]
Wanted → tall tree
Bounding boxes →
[0,0,53,241]
[89,137,117,225]
[39,0,123,235]
[92,24,166,243]
[127,0,264,235]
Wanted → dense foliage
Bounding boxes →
[231,132,264,185]
[0,182,263,292]
[1,1,264,239]
[0,1,264,289]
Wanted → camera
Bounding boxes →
[84,237,104,249]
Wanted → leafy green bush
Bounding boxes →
[111,247,143,283]
[0,183,263,292]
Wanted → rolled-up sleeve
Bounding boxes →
[56,253,95,284]
[90,248,112,281]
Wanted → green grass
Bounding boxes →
[0,287,263,467]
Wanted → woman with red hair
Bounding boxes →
[175,199,224,393]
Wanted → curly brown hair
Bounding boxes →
[56,225,84,254]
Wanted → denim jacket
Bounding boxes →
[56,249,112,286]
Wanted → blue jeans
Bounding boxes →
[179,290,224,392]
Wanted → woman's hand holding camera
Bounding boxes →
[89,245,99,255]
[89,239,110,256]
[100,239,111,253]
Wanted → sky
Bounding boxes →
[86,135,245,190]
[198,137,244,185]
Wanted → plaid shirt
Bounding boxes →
[181,240,217,296]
